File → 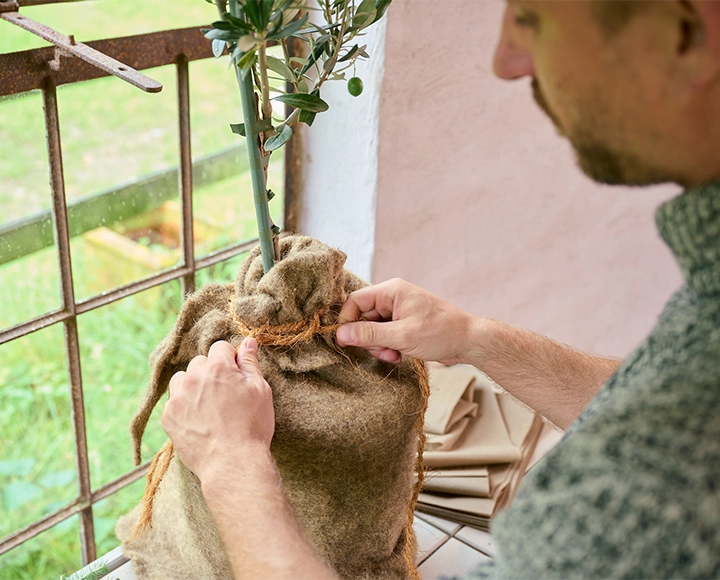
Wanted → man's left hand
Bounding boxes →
[161,338,275,482]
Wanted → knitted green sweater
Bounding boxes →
[466,182,720,579]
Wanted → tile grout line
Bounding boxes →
[416,533,453,567]
[452,532,495,559]
[419,514,496,560]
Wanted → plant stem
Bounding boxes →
[258,43,273,122]
[236,66,276,273]
[224,0,275,273]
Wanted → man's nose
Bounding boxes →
[493,6,536,80]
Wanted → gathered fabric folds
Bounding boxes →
[116,235,428,580]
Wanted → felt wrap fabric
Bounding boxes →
[116,235,425,580]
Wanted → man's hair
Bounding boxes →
[591,1,647,38]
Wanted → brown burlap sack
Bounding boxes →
[116,235,428,580]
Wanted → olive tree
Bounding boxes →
[204,0,390,272]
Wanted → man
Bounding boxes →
[161,1,720,578]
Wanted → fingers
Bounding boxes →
[186,354,207,373]
[369,347,402,364]
[236,337,264,381]
[168,370,186,398]
[337,279,403,324]
[335,320,403,362]
[337,294,363,325]
[207,340,238,363]
[162,371,185,434]
[336,319,401,351]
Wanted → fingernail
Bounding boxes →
[379,350,401,364]
[336,325,352,345]
[243,337,259,353]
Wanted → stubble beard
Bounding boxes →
[530,78,675,187]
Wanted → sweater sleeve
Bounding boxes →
[485,397,720,579]
[444,560,496,579]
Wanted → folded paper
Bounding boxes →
[418,367,544,528]
[423,370,521,468]
[424,365,479,435]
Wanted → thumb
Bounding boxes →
[236,337,263,380]
[336,320,398,350]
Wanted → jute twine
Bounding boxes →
[133,302,430,580]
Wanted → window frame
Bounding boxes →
[0,0,298,564]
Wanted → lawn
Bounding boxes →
[0,0,284,577]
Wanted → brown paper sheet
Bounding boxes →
[424,365,479,435]
[423,371,521,467]
[418,371,545,527]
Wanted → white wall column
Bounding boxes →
[295,19,386,282]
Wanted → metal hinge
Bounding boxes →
[0,0,162,93]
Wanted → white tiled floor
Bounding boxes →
[96,514,492,580]
[414,513,494,579]
[419,538,493,579]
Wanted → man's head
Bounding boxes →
[494,0,720,188]
[590,1,647,39]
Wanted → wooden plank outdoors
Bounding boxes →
[0,145,248,265]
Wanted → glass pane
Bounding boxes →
[195,252,248,288]
[0,246,61,331]
[0,90,61,328]
[80,282,182,490]
[58,68,179,202]
[0,324,77,538]
[94,477,146,557]
[190,58,241,160]
[0,514,81,580]
[0,91,51,220]
[190,54,285,259]
[193,171,284,257]
[61,68,183,301]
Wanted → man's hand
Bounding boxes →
[161,338,274,482]
[336,278,479,365]
[336,278,620,429]
[162,338,336,579]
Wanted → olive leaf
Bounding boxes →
[274,93,329,113]
[211,38,225,58]
[203,28,243,42]
[265,55,296,82]
[204,0,393,273]
[230,118,272,137]
[265,124,293,151]
[267,13,309,41]
[299,109,317,126]
[350,0,377,31]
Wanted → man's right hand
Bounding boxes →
[336,278,479,365]
[336,278,620,430]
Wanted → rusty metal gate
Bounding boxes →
[0,0,297,567]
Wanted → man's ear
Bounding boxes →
[675,0,720,87]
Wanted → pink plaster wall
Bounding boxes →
[372,0,683,358]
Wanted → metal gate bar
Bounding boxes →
[43,73,97,563]
[177,54,196,298]
[0,3,297,565]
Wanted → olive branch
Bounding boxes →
[204,0,391,272]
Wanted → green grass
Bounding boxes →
[0,0,285,576]
[0,52,246,221]
[0,255,249,579]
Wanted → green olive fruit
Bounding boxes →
[347,77,364,97]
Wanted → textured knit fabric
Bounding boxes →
[461,181,720,579]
